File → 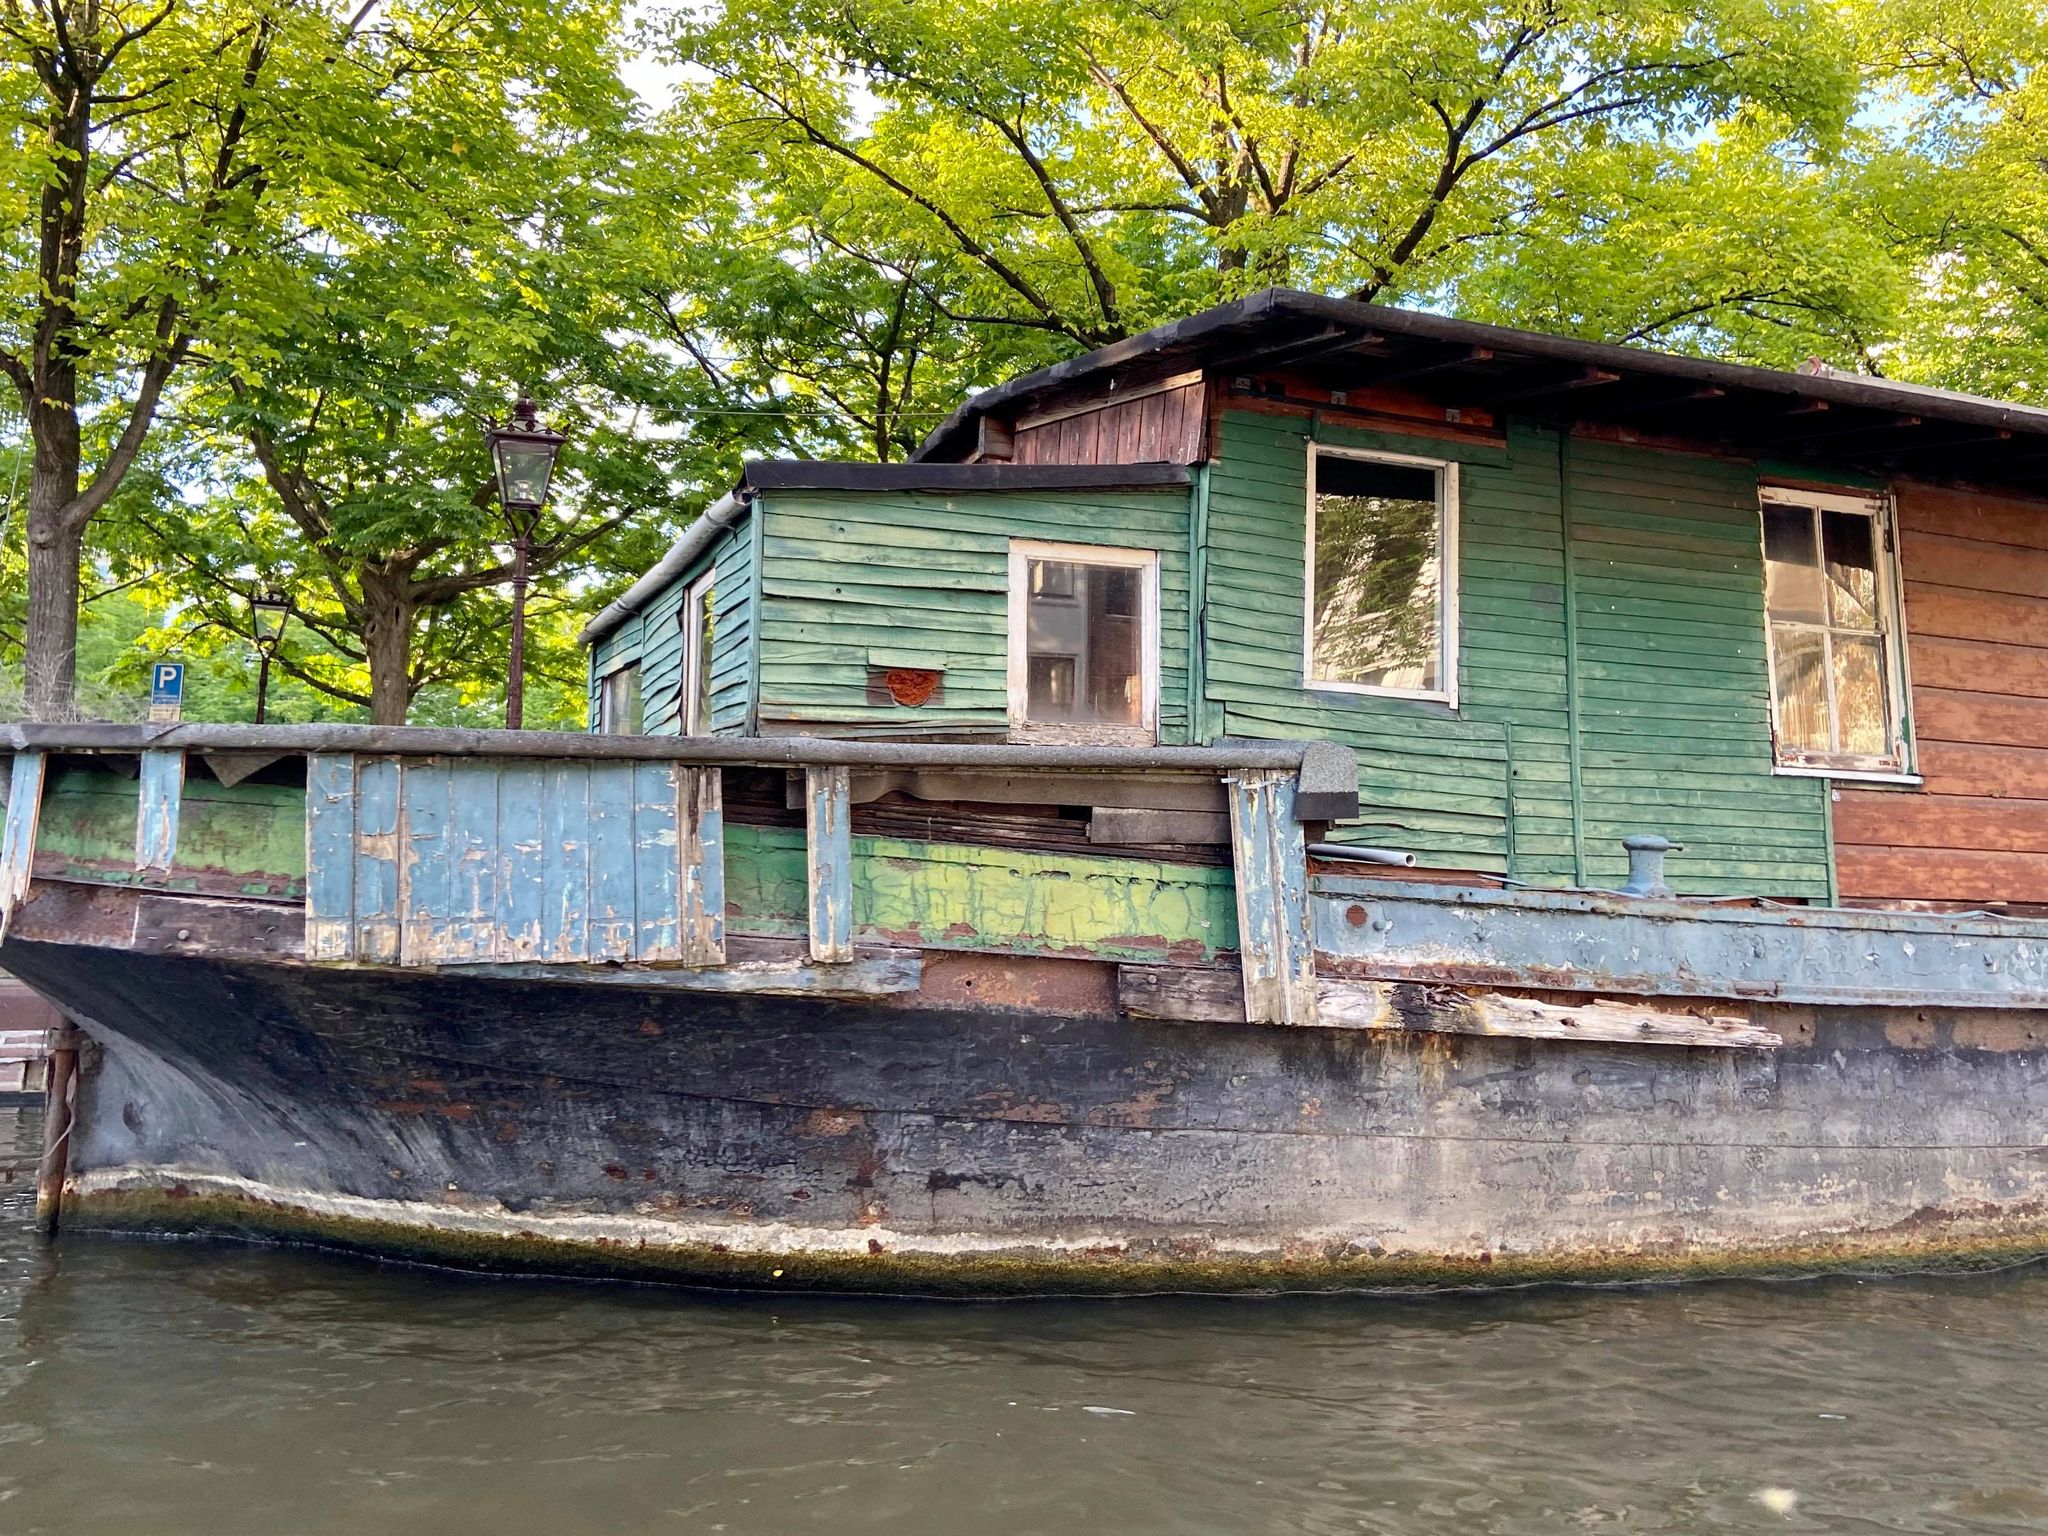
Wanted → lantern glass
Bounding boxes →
[251,591,290,646]
[495,437,560,513]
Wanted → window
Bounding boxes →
[1007,540,1158,739]
[1760,487,1910,774]
[597,663,642,734]
[1306,447,1457,702]
[679,572,715,735]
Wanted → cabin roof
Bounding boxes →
[912,288,2048,490]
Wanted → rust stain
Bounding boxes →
[1955,1016,2046,1052]
[1884,1015,1937,1050]
[1087,1079,1177,1129]
[802,1108,866,1138]
[603,1164,629,1181]
[377,1100,474,1122]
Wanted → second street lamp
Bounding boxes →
[484,396,567,730]
[251,589,291,724]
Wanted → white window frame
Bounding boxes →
[596,658,642,735]
[678,570,716,736]
[1303,443,1460,708]
[1006,539,1161,740]
[1758,484,1917,782]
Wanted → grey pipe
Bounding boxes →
[578,490,746,648]
[1308,842,1416,867]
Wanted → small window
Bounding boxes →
[1760,488,1909,774]
[1306,447,1457,702]
[679,572,715,734]
[598,663,642,735]
[1007,541,1158,739]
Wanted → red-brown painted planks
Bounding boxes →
[1840,481,2048,905]
[1010,383,1207,467]
[1832,793,2048,853]
[1836,847,2048,904]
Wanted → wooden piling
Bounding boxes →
[36,1025,80,1236]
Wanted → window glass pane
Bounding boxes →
[1822,511,1880,630]
[688,584,715,733]
[602,665,642,735]
[1833,634,1889,757]
[1025,558,1143,726]
[1310,454,1442,691]
[1762,505,1824,623]
[1770,623,1829,754]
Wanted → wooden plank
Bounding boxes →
[441,949,921,998]
[134,748,184,874]
[1225,768,1316,1025]
[1119,967,1777,1048]
[805,763,853,963]
[1904,582,2048,647]
[632,759,682,962]
[1897,482,2048,550]
[397,758,452,964]
[678,765,726,967]
[1914,687,2048,751]
[1901,635,2048,700]
[1916,741,2048,798]
[540,760,591,963]
[497,759,550,962]
[1832,792,2048,855]
[1902,529,2048,601]
[353,756,402,964]
[0,752,47,945]
[586,759,638,961]
[303,754,357,962]
[1836,846,2048,905]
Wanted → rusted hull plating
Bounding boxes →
[9,937,2048,1293]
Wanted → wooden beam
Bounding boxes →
[135,748,185,874]
[1119,965,1780,1049]
[1224,769,1316,1024]
[443,950,920,999]
[1359,345,1496,388]
[1483,367,1622,406]
[805,764,853,963]
[678,765,726,968]
[0,751,47,945]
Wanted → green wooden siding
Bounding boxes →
[586,518,755,736]
[753,487,1193,740]
[1203,409,1830,897]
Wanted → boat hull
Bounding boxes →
[8,934,2048,1293]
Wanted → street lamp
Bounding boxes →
[484,396,567,730]
[250,589,291,724]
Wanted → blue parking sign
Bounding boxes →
[148,662,184,723]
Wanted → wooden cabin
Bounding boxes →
[585,290,2048,914]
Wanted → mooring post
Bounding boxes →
[1225,768,1318,1025]
[36,1023,81,1237]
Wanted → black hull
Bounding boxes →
[9,935,2048,1293]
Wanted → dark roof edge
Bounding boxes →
[740,460,1193,492]
[911,288,2048,462]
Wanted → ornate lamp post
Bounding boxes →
[484,396,567,730]
[250,589,291,724]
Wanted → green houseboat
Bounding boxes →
[10,288,2048,1292]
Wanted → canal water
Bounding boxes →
[0,1106,2044,1534]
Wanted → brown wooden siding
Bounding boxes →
[1011,380,1205,465]
[1836,482,2048,907]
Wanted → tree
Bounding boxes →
[666,0,1862,351]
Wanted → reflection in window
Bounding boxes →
[1762,493,1902,770]
[1024,557,1143,726]
[1309,452,1449,694]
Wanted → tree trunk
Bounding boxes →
[23,462,83,722]
[359,572,416,726]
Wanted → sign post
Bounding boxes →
[148,662,185,724]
